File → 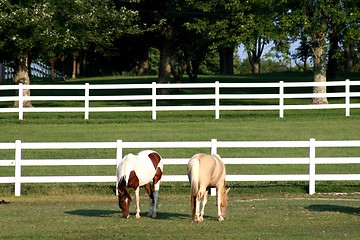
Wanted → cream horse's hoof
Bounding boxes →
[218,216,225,221]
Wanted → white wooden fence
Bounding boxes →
[0,80,360,120]
[1,139,360,196]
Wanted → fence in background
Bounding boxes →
[1,139,360,196]
[0,61,63,81]
[0,80,360,120]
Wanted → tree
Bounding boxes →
[182,1,247,76]
[137,0,217,83]
[282,0,360,104]
[0,1,55,106]
[292,36,312,71]
[234,0,289,74]
[49,0,140,79]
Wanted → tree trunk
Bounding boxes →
[345,44,354,72]
[171,61,188,84]
[82,53,87,76]
[49,57,56,81]
[218,46,234,75]
[251,62,260,74]
[326,33,338,81]
[13,55,33,107]
[158,39,172,84]
[137,59,150,76]
[60,54,66,79]
[248,50,261,74]
[157,24,173,85]
[72,52,79,79]
[312,38,328,104]
[247,37,265,74]
[186,60,200,82]
[77,62,81,77]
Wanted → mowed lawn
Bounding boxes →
[0,193,359,240]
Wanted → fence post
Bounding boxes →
[152,82,157,120]
[279,81,284,118]
[115,139,123,196]
[309,138,316,195]
[15,140,22,196]
[345,79,350,117]
[215,81,220,119]
[18,83,24,120]
[211,138,218,155]
[210,139,218,196]
[84,83,90,120]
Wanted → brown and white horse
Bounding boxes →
[187,153,229,222]
[116,150,163,219]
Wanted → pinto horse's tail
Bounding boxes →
[188,156,200,219]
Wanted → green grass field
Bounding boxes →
[1,73,360,239]
[0,193,359,239]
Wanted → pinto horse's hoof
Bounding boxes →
[193,215,203,222]
[120,213,130,219]
[218,216,225,221]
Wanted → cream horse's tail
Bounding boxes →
[188,156,200,219]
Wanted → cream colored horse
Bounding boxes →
[187,153,229,222]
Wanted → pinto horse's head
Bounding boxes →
[117,179,132,218]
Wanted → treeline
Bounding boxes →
[0,0,359,87]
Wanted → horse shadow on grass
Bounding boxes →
[306,205,360,216]
[64,209,118,218]
[64,209,189,220]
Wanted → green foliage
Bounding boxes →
[0,0,140,62]
[0,1,54,59]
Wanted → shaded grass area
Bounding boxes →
[0,194,359,239]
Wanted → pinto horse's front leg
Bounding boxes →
[134,187,141,218]
[151,180,161,218]
[144,183,154,217]
[144,182,159,218]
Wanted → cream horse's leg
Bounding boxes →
[199,190,208,222]
[194,189,207,222]
[135,187,141,218]
[194,192,201,222]
[217,187,224,221]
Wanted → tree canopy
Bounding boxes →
[0,0,359,88]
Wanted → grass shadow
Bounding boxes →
[306,204,360,216]
[155,211,191,220]
[65,209,118,217]
[65,209,191,220]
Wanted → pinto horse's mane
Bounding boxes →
[117,153,137,184]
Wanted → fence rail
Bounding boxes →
[1,139,360,196]
[0,80,360,119]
